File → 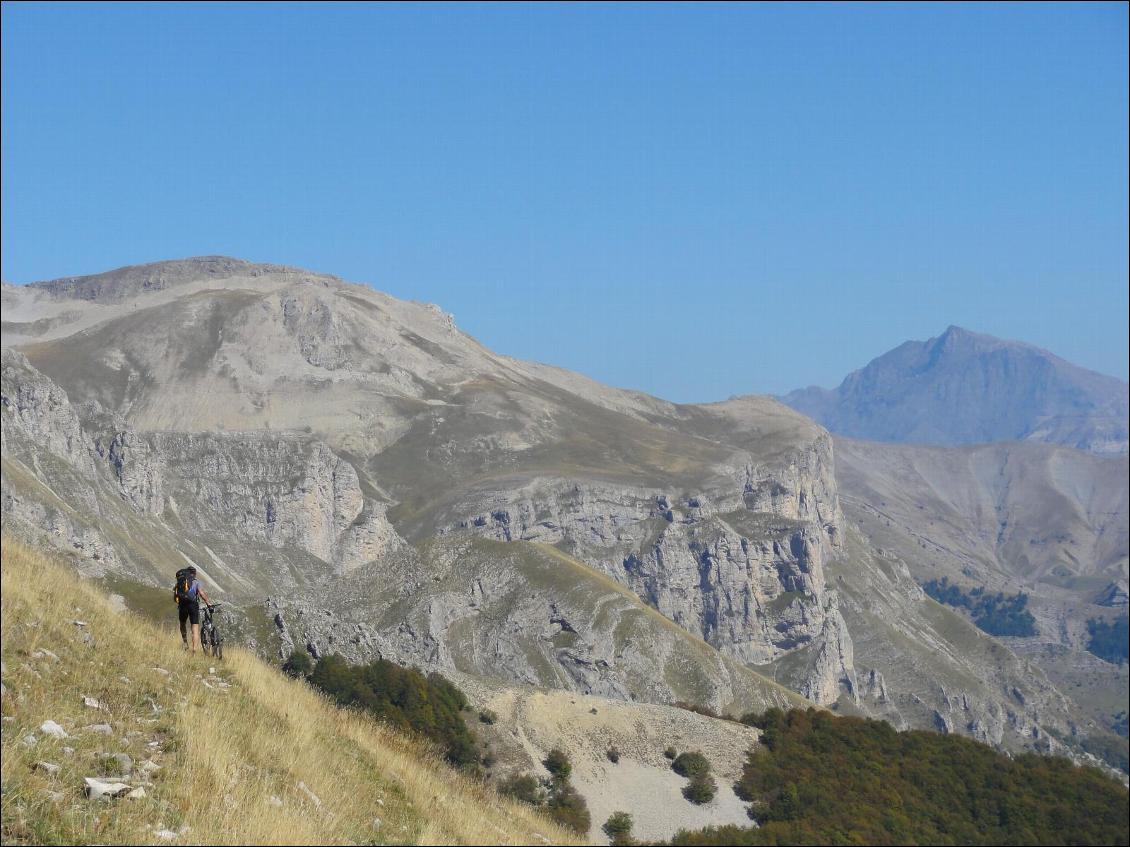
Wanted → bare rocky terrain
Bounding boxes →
[3,257,1127,837]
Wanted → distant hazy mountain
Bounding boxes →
[780,325,1129,454]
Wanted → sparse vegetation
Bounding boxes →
[607,745,621,763]
[667,707,1129,845]
[923,577,1037,637]
[664,745,678,759]
[499,749,591,835]
[1086,614,1129,665]
[478,708,499,725]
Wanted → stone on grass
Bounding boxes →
[297,780,322,808]
[83,776,132,800]
[40,720,69,738]
[85,723,113,735]
[127,786,147,800]
[33,761,61,776]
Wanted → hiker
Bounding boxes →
[173,566,212,654]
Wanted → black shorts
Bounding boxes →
[179,600,201,627]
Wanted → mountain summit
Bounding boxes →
[781,325,1129,454]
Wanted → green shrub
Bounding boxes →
[1087,615,1129,665]
[672,751,711,778]
[543,748,572,781]
[307,654,478,770]
[603,811,634,845]
[922,578,1037,636]
[479,708,499,724]
[607,746,621,764]
[683,772,717,805]
[282,648,313,678]
[664,746,678,760]
[669,707,1130,845]
[547,781,591,834]
[499,772,543,806]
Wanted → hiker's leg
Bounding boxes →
[186,602,201,653]
[179,607,189,647]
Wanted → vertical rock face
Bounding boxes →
[445,432,856,704]
[1,349,402,583]
[735,432,844,543]
[148,433,400,571]
[1,349,93,472]
[798,603,857,705]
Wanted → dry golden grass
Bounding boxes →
[0,537,579,846]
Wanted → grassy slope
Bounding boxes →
[0,538,578,846]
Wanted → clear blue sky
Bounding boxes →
[3,2,1127,400]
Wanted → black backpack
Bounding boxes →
[173,568,195,604]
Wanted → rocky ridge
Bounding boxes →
[1,258,1113,761]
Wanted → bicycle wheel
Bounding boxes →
[213,637,223,660]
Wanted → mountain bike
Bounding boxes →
[200,603,224,660]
